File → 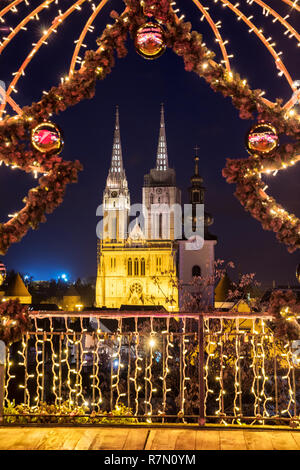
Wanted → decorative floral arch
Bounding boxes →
[0,0,299,256]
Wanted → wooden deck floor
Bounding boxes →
[0,426,300,450]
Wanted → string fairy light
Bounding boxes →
[0,0,58,55]
[144,317,154,422]
[179,317,187,422]
[160,318,172,419]
[1,311,299,425]
[69,0,109,76]
[0,0,298,118]
[133,317,143,417]
[245,0,300,47]
[207,0,296,91]
[233,319,242,423]
[0,0,88,118]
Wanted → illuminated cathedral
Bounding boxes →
[95,105,217,311]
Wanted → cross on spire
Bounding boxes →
[194,145,200,176]
[156,103,169,171]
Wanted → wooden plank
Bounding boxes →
[123,428,149,450]
[219,430,248,450]
[0,428,32,450]
[244,431,274,450]
[290,432,300,450]
[4,428,50,450]
[1,427,300,450]
[90,428,129,450]
[36,428,70,451]
[195,430,220,450]
[144,430,155,451]
[174,430,196,450]
[74,428,106,450]
[60,428,89,450]
[270,431,300,450]
[144,429,181,450]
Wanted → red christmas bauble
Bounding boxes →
[246,122,279,155]
[31,122,64,154]
[135,22,166,60]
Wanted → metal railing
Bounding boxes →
[1,310,300,427]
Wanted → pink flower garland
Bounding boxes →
[0,299,31,345]
[267,290,300,341]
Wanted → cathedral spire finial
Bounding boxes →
[109,105,124,177]
[115,104,120,129]
[194,145,200,176]
[156,103,169,171]
[160,102,164,121]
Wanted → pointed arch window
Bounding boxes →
[193,191,200,203]
[159,213,163,238]
[128,258,132,276]
[156,256,162,273]
[110,257,117,272]
[134,258,139,276]
[141,258,145,276]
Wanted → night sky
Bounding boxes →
[0,0,299,288]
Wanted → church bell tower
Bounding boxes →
[189,146,215,238]
[177,148,217,309]
[102,106,130,240]
[143,104,181,240]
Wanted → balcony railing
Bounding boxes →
[1,310,300,427]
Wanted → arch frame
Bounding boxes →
[0,0,299,254]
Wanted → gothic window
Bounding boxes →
[192,265,201,277]
[128,258,132,276]
[156,256,162,273]
[150,194,154,204]
[141,258,145,276]
[110,257,116,271]
[159,213,163,238]
[134,258,139,276]
[193,191,200,203]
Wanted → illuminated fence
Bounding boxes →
[2,311,300,426]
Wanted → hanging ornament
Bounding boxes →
[135,22,166,60]
[31,121,64,155]
[246,122,279,155]
[142,0,171,22]
[296,263,300,283]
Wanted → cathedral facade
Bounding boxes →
[95,105,217,311]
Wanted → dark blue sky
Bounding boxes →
[0,0,299,287]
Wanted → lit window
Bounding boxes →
[141,258,145,276]
[128,258,132,276]
[134,258,139,276]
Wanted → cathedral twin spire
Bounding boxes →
[156,103,169,171]
[107,104,169,180]
[109,105,124,177]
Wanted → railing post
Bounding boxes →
[198,314,205,426]
[0,340,5,425]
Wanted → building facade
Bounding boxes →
[95,106,216,311]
